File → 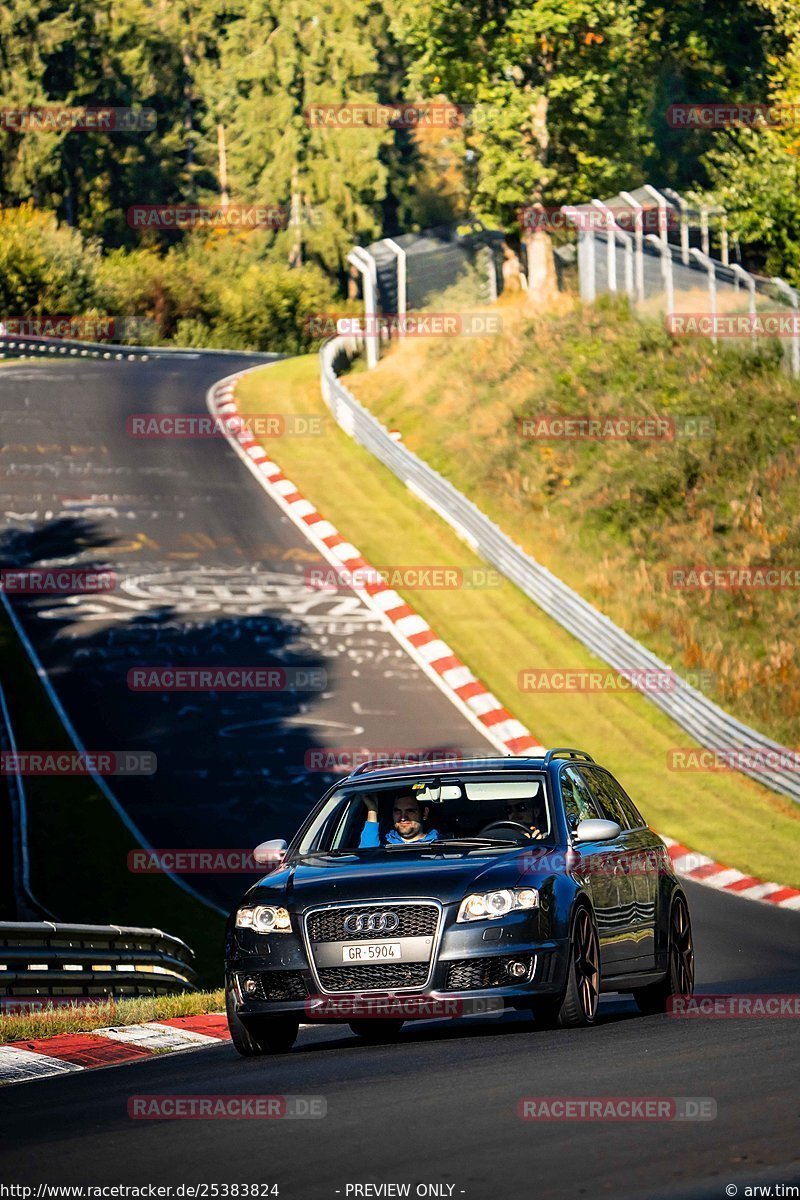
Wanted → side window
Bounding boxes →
[579,768,642,830]
[560,766,602,829]
[608,777,647,830]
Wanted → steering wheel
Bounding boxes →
[477,819,538,842]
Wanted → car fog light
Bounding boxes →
[507,960,528,979]
[243,976,260,996]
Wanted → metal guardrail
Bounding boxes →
[0,334,278,363]
[0,922,197,998]
[0,683,53,920]
[320,336,800,804]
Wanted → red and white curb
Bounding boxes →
[206,369,800,913]
[208,373,542,758]
[661,837,800,909]
[0,1015,230,1087]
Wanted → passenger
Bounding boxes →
[505,798,546,840]
[359,794,439,848]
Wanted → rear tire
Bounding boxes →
[533,905,601,1029]
[633,891,694,1016]
[348,1019,405,1043]
[226,986,299,1057]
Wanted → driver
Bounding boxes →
[359,793,439,848]
[505,798,546,840]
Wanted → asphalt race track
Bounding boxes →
[0,883,798,1198]
[0,352,488,909]
[1,354,799,1197]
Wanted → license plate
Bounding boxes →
[342,941,402,962]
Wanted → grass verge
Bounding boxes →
[350,295,800,747]
[236,354,799,888]
[0,989,225,1045]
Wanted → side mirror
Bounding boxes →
[253,838,288,867]
[575,819,621,843]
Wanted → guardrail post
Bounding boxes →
[730,264,757,348]
[645,233,674,314]
[720,213,730,266]
[643,184,671,249]
[663,188,690,265]
[620,191,646,303]
[772,277,800,378]
[381,238,407,334]
[347,247,378,369]
[690,248,718,345]
[591,199,616,292]
[564,206,597,303]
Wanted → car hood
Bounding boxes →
[245,846,536,910]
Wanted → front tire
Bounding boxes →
[534,905,601,1029]
[226,986,299,1057]
[348,1019,405,1043]
[633,891,694,1015]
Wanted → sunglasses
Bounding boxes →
[506,802,533,814]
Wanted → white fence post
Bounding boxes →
[645,233,674,315]
[591,199,616,292]
[564,206,597,303]
[347,247,378,369]
[620,190,645,303]
[690,248,718,345]
[730,264,757,348]
[381,238,407,333]
[772,277,800,378]
[643,184,671,249]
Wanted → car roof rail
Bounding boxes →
[542,748,595,765]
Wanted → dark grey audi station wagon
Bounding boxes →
[225,749,694,1055]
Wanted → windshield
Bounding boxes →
[295,774,552,854]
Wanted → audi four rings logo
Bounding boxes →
[343,911,400,934]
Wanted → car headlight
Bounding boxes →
[457,888,539,922]
[235,905,292,933]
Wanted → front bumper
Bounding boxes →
[227,911,569,1021]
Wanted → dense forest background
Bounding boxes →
[1,0,799,349]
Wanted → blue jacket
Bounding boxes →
[359,823,440,849]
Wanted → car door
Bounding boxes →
[578,767,656,970]
[559,765,630,974]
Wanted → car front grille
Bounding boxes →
[318,963,430,992]
[445,955,534,990]
[239,971,309,1001]
[307,903,438,943]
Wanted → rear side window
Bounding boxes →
[578,768,645,830]
[559,766,603,828]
